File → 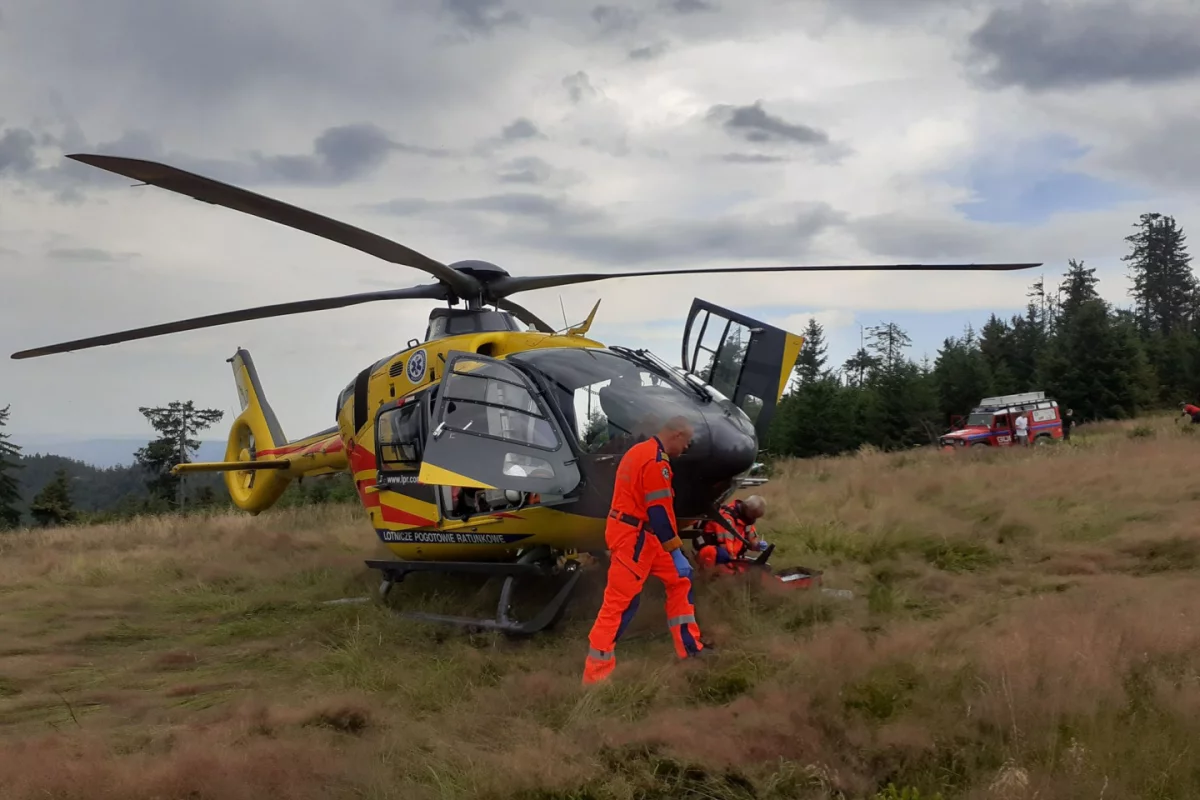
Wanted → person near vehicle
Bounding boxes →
[694,495,769,575]
[582,415,705,685]
[1062,408,1074,441]
[1013,411,1029,445]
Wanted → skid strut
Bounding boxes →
[363,547,584,637]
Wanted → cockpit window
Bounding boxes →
[966,412,993,426]
[509,347,701,453]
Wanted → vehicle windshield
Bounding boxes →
[965,412,993,426]
[509,347,702,453]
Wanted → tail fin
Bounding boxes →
[230,348,285,450]
[221,348,293,512]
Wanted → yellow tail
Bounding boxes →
[173,348,351,513]
[221,348,294,512]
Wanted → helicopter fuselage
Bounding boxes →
[215,323,767,563]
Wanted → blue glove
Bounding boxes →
[715,546,732,564]
[670,548,693,579]
[756,540,770,551]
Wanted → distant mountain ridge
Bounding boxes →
[10,436,226,469]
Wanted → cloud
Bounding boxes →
[705,101,830,146]
[562,71,599,104]
[46,247,139,263]
[716,153,787,164]
[591,4,641,35]
[664,0,718,14]
[248,123,428,185]
[629,42,670,61]
[966,0,1200,91]
[0,128,37,174]
[500,118,543,141]
[497,156,555,184]
[370,187,845,265]
[1089,115,1200,192]
[441,0,526,34]
[3,0,1200,440]
[0,120,451,201]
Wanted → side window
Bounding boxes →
[377,400,423,472]
[440,359,559,451]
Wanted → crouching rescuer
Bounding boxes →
[694,495,769,574]
[582,415,705,685]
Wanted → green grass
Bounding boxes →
[2,416,1200,798]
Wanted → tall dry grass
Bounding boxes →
[1,413,1199,799]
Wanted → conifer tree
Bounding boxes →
[1058,259,1100,322]
[0,405,22,530]
[1123,212,1195,336]
[29,468,75,527]
[794,317,829,385]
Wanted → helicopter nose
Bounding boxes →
[672,409,756,479]
[706,412,758,479]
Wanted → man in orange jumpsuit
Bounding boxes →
[694,495,769,574]
[582,415,703,685]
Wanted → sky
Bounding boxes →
[3,0,1200,442]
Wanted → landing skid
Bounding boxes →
[363,547,585,637]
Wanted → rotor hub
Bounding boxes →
[448,260,511,283]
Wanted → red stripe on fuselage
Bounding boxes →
[257,436,345,458]
[380,504,436,527]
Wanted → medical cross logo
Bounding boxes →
[406,349,427,383]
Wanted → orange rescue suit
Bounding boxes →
[695,501,761,573]
[582,435,704,684]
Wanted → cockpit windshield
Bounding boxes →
[508,347,703,453]
[965,412,993,427]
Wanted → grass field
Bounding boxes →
[3,414,1200,799]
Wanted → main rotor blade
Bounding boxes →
[65,154,480,298]
[495,298,555,334]
[487,262,1043,297]
[10,283,449,359]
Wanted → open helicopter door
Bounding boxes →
[417,351,583,503]
[681,299,805,442]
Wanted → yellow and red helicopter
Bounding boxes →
[11,154,1041,634]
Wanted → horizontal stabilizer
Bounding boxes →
[173,460,291,474]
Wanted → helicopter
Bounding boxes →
[10,153,1042,636]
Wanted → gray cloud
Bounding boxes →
[591,4,642,35]
[371,192,604,227]
[848,213,1000,261]
[249,123,411,184]
[706,101,830,146]
[966,0,1200,91]
[369,190,845,265]
[664,0,718,13]
[536,203,845,265]
[0,120,453,200]
[629,42,670,60]
[46,247,140,263]
[497,156,557,184]
[500,118,543,141]
[1096,115,1200,191]
[0,128,37,174]
[441,0,526,34]
[717,153,787,164]
[562,71,599,104]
